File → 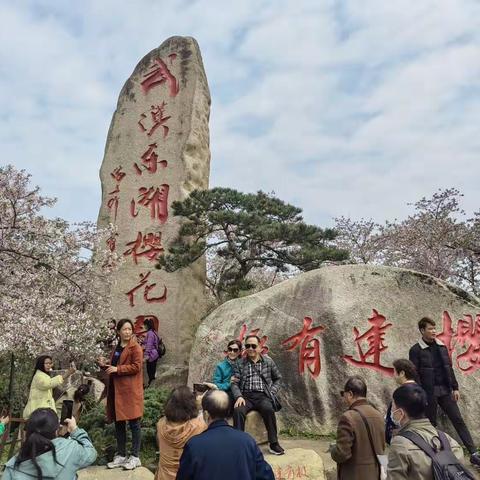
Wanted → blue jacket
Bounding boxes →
[212,358,234,391]
[3,428,97,480]
[176,419,274,480]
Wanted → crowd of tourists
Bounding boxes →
[1,315,479,479]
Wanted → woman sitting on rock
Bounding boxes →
[212,339,242,410]
[3,408,96,480]
[156,386,207,480]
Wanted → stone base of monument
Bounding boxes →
[78,466,154,480]
[225,410,284,445]
[264,448,326,480]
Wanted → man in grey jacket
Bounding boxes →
[387,384,466,480]
[231,334,284,455]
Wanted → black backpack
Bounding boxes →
[154,331,166,358]
[399,430,475,480]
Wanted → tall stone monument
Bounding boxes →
[97,36,210,382]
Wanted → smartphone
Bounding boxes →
[193,383,210,393]
[60,400,74,424]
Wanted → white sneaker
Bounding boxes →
[107,455,127,469]
[123,456,142,470]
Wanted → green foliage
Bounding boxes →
[280,427,335,440]
[80,386,170,468]
[158,188,348,300]
[0,354,34,417]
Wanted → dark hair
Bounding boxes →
[34,356,53,375]
[227,339,242,351]
[202,390,230,420]
[418,317,435,331]
[393,359,418,381]
[393,384,427,419]
[73,384,90,402]
[245,334,260,344]
[344,376,367,398]
[164,386,198,422]
[15,408,60,480]
[144,319,154,331]
[116,318,134,332]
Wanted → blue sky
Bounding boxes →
[1,0,479,226]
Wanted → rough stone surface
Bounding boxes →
[188,265,480,442]
[97,36,210,383]
[78,466,154,480]
[264,448,326,480]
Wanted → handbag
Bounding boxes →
[260,373,282,412]
[353,408,387,480]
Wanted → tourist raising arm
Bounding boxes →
[23,355,75,419]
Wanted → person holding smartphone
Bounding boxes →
[98,318,144,471]
[3,408,96,480]
[23,356,75,420]
[212,340,242,411]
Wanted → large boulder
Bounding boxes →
[188,265,480,442]
[78,466,154,480]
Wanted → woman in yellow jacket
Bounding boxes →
[23,355,75,419]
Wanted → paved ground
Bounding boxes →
[259,435,480,480]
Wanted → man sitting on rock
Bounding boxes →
[331,376,385,480]
[176,390,274,480]
[409,316,480,466]
[231,334,285,455]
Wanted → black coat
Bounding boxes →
[176,419,274,480]
[409,339,458,395]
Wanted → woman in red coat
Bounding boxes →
[99,318,144,471]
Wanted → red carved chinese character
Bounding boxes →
[106,232,119,252]
[138,103,171,138]
[110,166,126,183]
[343,309,394,376]
[134,143,168,175]
[296,466,307,478]
[282,316,325,378]
[237,324,269,356]
[275,467,285,480]
[123,231,164,264]
[134,315,159,335]
[141,57,179,96]
[107,166,126,221]
[438,311,480,374]
[125,271,167,307]
[130,185,169,223]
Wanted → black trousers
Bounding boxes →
[233,391,278,444]
[426,393,475,453]
[115,418,141,457]
[146,360,157,385]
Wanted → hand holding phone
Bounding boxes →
[193,383,210,394]
[60,400,74,425]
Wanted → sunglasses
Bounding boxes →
[227,347,240,352]
[245,344,258,349]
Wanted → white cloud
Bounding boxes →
[0,0,479,227]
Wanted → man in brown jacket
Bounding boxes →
[331,376,386,480]
[387,383,465,480]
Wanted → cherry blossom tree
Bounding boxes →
[334,189,479,295]
[0,165,118,365]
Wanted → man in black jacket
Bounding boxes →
[409,316,480,466]
[231,334,284,456]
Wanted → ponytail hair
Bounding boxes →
[15,408,61,480]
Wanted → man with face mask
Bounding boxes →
[409,317,480,466]
[387,384,464,480]
[385,359,419,444]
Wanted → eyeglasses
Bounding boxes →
[227,347,240,352]
[245,344,258,349]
